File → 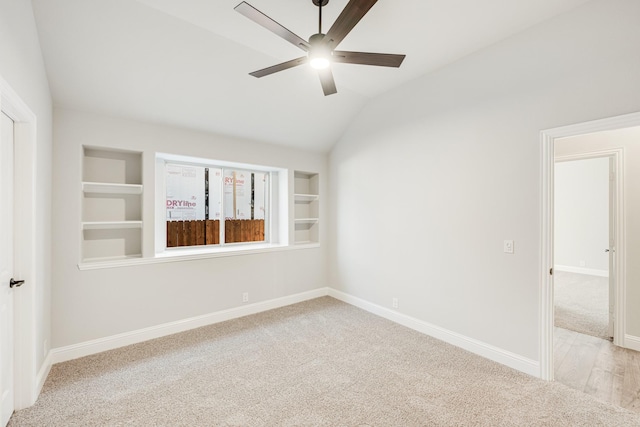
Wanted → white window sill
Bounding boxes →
[77,242,320,270]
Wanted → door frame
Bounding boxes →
[539,112,640,381]
[0,76,39,408]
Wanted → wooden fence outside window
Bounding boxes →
[166,219,265,247]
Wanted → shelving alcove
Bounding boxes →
[293,171,319,245]
[81,146,143,263]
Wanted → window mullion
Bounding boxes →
[219,167,225,246]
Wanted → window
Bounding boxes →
[161,155,275,249]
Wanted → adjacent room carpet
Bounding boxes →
[10,297,639,426]
[554,271,610,339]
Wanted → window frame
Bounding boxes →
[156,153,286,257]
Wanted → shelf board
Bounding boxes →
[294,171,317,179]
[294,193,319,202]
[83,182,143,195]
[294,218,319,224]
[82,221,143,230]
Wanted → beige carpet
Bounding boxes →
[10,297,640,426]
[554,271,610,339]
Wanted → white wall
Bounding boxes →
[554,157,609,273]
[555,126,640,337]
[52,108,327,348]
[0,0,52,383]
[328,0,640,363]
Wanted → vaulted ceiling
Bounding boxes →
[32,0,590,151]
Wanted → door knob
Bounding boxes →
[9,278,25,288]
[605,249,610,253]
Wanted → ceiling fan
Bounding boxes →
[234,0,406,96]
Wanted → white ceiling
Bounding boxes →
[32,0,590,152]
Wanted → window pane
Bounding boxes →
[223,170,268,243]
[166,164,220,247]
[223,170,251,220]
[166,164,205,221]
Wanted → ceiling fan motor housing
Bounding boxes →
[309,33,331,58]
[309,33,326,45]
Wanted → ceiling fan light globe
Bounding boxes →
[310,56,330,70]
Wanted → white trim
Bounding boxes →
[540,112,640,381]
[539,131,555,381]
[624,335,640,352]
[554,265,609,277]
[329,289,540,377]
[78,241,320,270]
[36,352,52,396]
[1,76,39,409]
[52,288,330,363]
[156,151,284,173]
[555,151,621,163]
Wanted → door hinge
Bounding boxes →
[549,268,553,276]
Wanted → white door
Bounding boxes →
[0,112,15,426]
[608,157,616,338]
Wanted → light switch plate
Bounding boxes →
[504,240,514,254]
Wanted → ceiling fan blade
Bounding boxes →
[332,51,405,67]
[318,68,337,96]
[323,0,378,49]
[249,57,308,78]
[235,2,311,52]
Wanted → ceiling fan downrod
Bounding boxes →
[313,0,329,35]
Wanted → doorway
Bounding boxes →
[554,154,613,341]
[539,112,640,381]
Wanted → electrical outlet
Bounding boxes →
[242,292,249,303]
[392,298,398,309]
[579,260,586,267]
[503,240,514,254]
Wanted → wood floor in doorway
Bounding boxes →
[554,327,640,414]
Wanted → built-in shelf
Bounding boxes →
[81,147,143,263]
[294,218,319,224]
[83,182,143,195]
[82,221,143,230]
[294,193,319,202]
[293,171,319,245]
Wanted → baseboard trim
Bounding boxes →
[51,286,540,377]
[554,265,608,277]
[624,334,640,352]
[36,352,52,396]
[328,289,540,377]
[52,288,329,364]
